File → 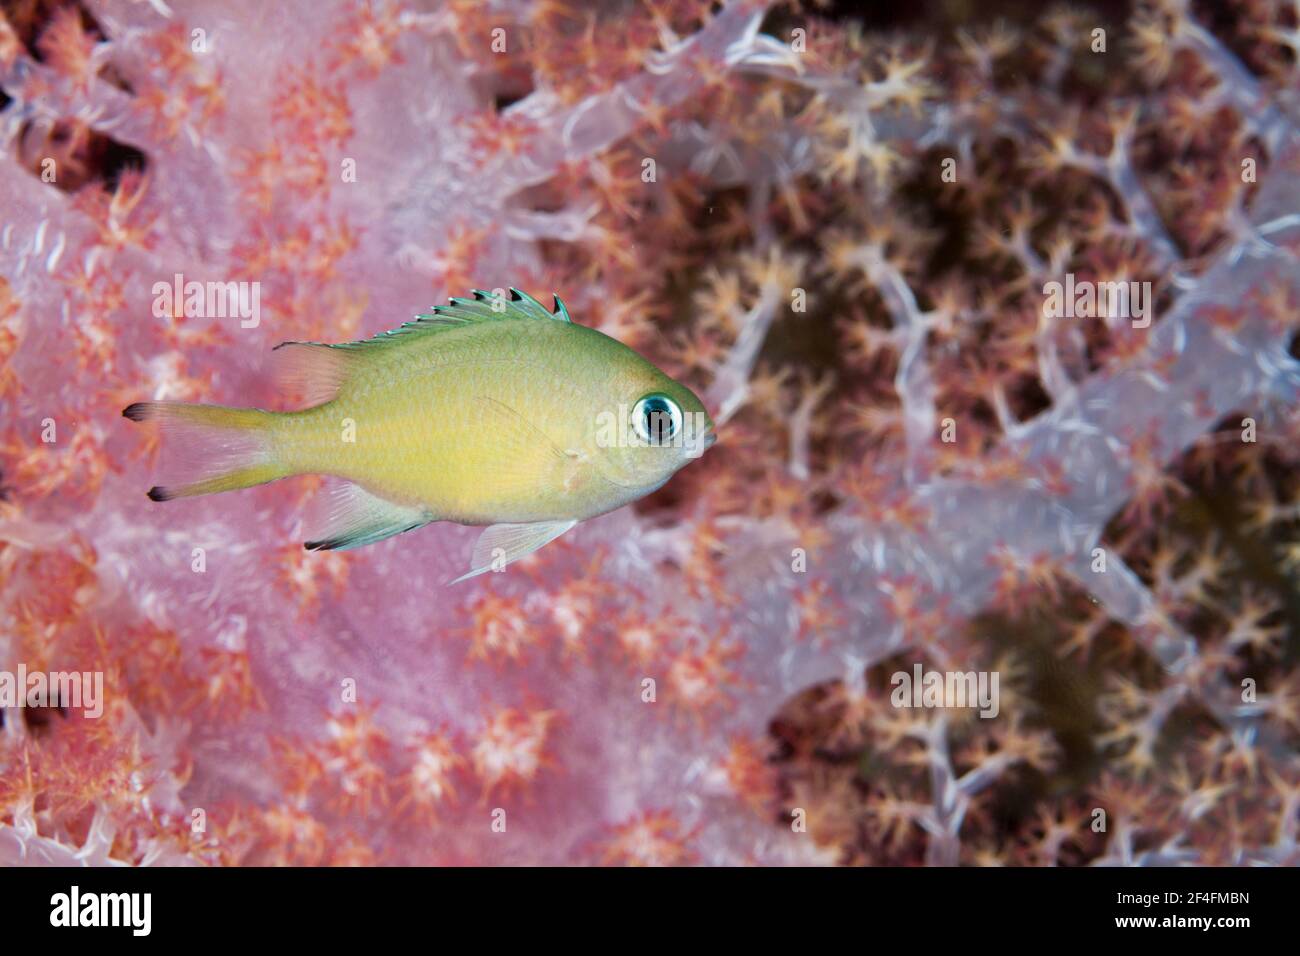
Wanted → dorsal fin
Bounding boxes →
[425,288,571,325]
[276,289,570,354]
[272,289,572,405]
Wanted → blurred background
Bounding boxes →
[0,0,1297,865]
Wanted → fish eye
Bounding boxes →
[632,394,682,446]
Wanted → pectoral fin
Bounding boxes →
[472,395,585,496]
[450,519,577,584]
[477,396,575,463]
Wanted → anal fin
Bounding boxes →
[450,519,577,584]
[304,482,431,552]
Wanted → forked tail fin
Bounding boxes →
[122,401,285,500]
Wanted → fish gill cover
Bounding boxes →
[0,0,1296,867]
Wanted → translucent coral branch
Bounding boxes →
[874,258,938,484]
[787,372,835,480]
[495,1,779,194]
[705,266,783,425]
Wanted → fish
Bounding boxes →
[123,289,715,582]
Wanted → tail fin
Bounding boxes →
[122,401,285,500]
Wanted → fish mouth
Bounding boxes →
[684,424,716,459]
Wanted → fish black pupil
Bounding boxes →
[642,398,675,443]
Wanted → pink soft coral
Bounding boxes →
[0,0,1297,867]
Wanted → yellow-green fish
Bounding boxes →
[124,289,715,582]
